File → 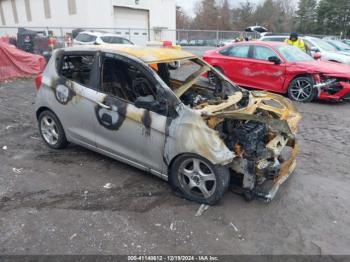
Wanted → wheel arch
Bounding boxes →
[286,74,314,90]
[287,74,317,102]
[36,106,55,119]
[167,152,215,175]
[36,107,67,137]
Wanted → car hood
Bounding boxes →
[289,60,350,78]
[200,91,301,135]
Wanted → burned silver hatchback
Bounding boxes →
[35,45,301,204]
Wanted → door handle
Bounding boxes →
[97,102,111,110]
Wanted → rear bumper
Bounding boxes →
[319,81,350,101]
[254,141,300,202]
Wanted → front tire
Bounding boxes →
[288,76,317,102]
[38,110,68,149]
[169,154,230,205]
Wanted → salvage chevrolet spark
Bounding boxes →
[35,45,301,204]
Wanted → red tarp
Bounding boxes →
[0,42,46,81]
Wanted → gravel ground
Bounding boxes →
[0,79,349,255]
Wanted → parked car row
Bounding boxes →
[259,35,350,65]
[177,39,217,46]
[73,31,134,46]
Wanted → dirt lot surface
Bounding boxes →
[0,79,349,255]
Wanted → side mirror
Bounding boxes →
[310,46,319,52]
[135,96,159,110]
[268,56,281,65]
[135,95,163,113]
[313,52,321,60]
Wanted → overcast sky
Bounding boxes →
[176,0,264,17]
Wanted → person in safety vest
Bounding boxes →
[48,31,57,51]
[285,32,306,52]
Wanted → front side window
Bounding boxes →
[101,36,111,43]
[59,55,95,86]
[110,37,123,44]
[76,33,96,42]
[252,46,277,60]
[100,54,157,104]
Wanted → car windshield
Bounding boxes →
[276,45,314,62]
[152,58,244,109]
[311,38,338,51]
[327,40,350,51]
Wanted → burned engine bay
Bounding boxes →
[164,58,301,201]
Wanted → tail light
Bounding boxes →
[35,75,43,90]
[162,40,172,47]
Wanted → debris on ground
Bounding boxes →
[103,183,115,189]
[229,222,239,232]
[2,146,7,150]
[195,204,210,217]
[229,222,245,241]
[30,136,41,141]
[12,168,23,174]
[69,233,77,240]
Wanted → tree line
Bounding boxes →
[176,0,350,37]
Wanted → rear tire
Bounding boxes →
[169,154,230,205]
[38,110,68,149]
[288,76,317,102]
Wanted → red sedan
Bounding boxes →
[203,42,350,102]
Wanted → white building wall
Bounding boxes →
[0,0,176,42]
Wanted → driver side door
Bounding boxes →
[92,52,168,175]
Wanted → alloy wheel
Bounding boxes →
[289,79,313,102]
[40,115,59,146]
[177,158,217,199]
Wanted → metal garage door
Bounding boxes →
[113,7,149,45]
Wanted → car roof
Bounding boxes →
[260,35,287,39]
[232,41,287,47]
[78,31,123,38]
[62,45,197,64]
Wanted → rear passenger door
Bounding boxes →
[54,51,100,146]
[218,45,252,86]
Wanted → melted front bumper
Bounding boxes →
[255,141,300,202]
